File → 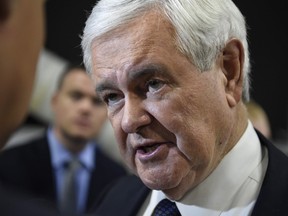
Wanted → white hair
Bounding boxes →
[82,0,251,101]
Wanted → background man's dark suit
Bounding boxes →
[0,132,127,213]
[92,132,288,216]
[0,186,65,216]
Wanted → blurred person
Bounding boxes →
[0,0,66,215]
[0,0,45,147]
[81,0,288,215]
[246,100,272,139]
[0,65,127,215]
[4,49,69,150]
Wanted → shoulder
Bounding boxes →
[95,146,127,173]
[258,130,288,165]
[0,186,61,216]
[94,175,150,216]
[252,131,288,215]
[0,133,49,171]
[0,134,47,158]
[108,174,146,191]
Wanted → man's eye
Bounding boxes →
[147,79,164,92]
[103,93,122,106]
[70,92,82,100]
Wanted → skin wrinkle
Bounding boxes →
[91,9,245,200]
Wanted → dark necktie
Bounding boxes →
[60,157,81,214]
[152,198,181,216]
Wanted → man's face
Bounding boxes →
[91,12,234,200]
[52,70,107,143]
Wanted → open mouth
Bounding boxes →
[137,144,161,154]
[135,142,170,162]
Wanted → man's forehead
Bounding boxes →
[91,26,175,74]
[92,10,173,48]
[90,11,177,90]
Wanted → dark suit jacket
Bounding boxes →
[92,132,288,216]
[0,132,127,214]
[0,185,64,216]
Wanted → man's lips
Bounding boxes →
[134,142,171,162]
[136,143,161,154]
[75,119,91,127]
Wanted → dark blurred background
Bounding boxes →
[44,0,287,143]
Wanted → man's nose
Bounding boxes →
[79,98,93,112]
[121,96,151,134]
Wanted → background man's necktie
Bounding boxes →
[152,198,181,216]
[60,157,81,214]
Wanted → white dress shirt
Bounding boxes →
[141,121,268,216]
[47,128,96,214]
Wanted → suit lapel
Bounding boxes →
[33,135,57,201]
[86,147,99,211]
[251,131,288,216]
[95,175,150,216]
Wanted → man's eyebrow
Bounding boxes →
[95,64,169,93]
[95,82,116,94]
[128,64,168,81]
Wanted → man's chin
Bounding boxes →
[140,174,176,191]
[66,132,91,143]
[73,135,90,142]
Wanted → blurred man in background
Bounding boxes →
[0,65,127,215]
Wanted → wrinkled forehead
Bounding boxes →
[90,10,176,79]
[92,10,176,54]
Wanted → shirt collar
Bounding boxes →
[47,127,96,171]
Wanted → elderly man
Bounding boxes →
[81,0,288,215]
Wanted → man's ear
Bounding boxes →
[221,39,244,107]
